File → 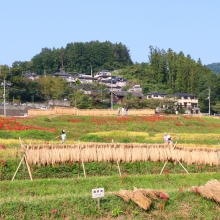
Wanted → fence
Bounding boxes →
[28,107,155,116]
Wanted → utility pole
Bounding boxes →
[3,78,6,117]
[0,65,5,116]
[111,78,113,109]
[207,87,211,115]
[44,69,47,78]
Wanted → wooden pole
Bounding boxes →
[79,143,86,178]
[78,162,80,178]
[77,141,86,178]
[177,159,189,174]
[82,161,86,178]
[160,161,168,175]
[110,161,113,174]
[24,154,33,181]
[19,137,23,147]
[12,155,24,181]
[112,140,121,176]
[217,147,220,165]
[97,197,100,209]
[78,141,80,177]
[160,141,189,174]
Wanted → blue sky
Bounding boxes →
[0,0,220,66]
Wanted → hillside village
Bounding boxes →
[18,69,200,116]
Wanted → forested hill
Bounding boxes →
[12,41,133,74]
[206,62,220,74]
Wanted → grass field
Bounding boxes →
[0,115,220,219]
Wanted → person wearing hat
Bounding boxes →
[164,132,168,143]
[61,129,66,144]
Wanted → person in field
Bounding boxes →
[164,133,168,143]
[121,107,125,116]
[167,134,173,145]
[61,129,66,144]
[118,107,121,117]
[126,106,129,116]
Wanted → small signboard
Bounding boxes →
[92,188,104,199]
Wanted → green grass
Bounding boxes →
[2,115,220,146]
[1,115,220,219]
[0,173,219,219]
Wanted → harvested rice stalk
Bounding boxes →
[191,179,220,203]
[110,190,131,202]
[126,190,152,210]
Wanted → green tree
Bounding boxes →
[70,89,92,109]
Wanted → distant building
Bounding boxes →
[77,75,97,84]
[112,91,143,104]
[53,71,75,83]
[129,85,142,93]
[146,91,168,99]
[147,91,200,114]
[94,70,111,78]
[115,78,127,87]
[173,92,200,114]
[24,72,39,81]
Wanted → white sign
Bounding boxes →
[92,188,104,198]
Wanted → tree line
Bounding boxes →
[11,41,132,75]
[119,46,220,113]
[0,42,220,113]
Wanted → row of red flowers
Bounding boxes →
[0,117,56,132]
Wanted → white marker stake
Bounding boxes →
[92,188,104,209]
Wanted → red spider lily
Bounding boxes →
[164,169,170,174]
[0,117,56,132]
[0,159,6,167]
[70,118,84,123]
[51,209,58,213]
[160,192,169,201]
[192,187,199,193]
[1,144,6,149]
[178,187,183,192]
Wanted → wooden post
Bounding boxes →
[112,140,121,177]
[12,154,34,181]
[177,159,189,174]
[110,161,113,174]
[24,154,33,181]
[160,142,189,174]
[78,162,80,178]
[77,141,86,178]
[217,147,220,165]
[82,161,86,178]
[97,197,100,209]
[160,161,168,175]
[78,141,80,177]
[12,155,24,181]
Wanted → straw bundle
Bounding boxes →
[125,190,152,210]
[111,187,169,210]
[111,190,130,202]
[191,179,220,203]
[23,143,220,166]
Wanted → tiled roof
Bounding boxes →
[173,92,196,98]
[113,91,143,98]
[147,91,168,96]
